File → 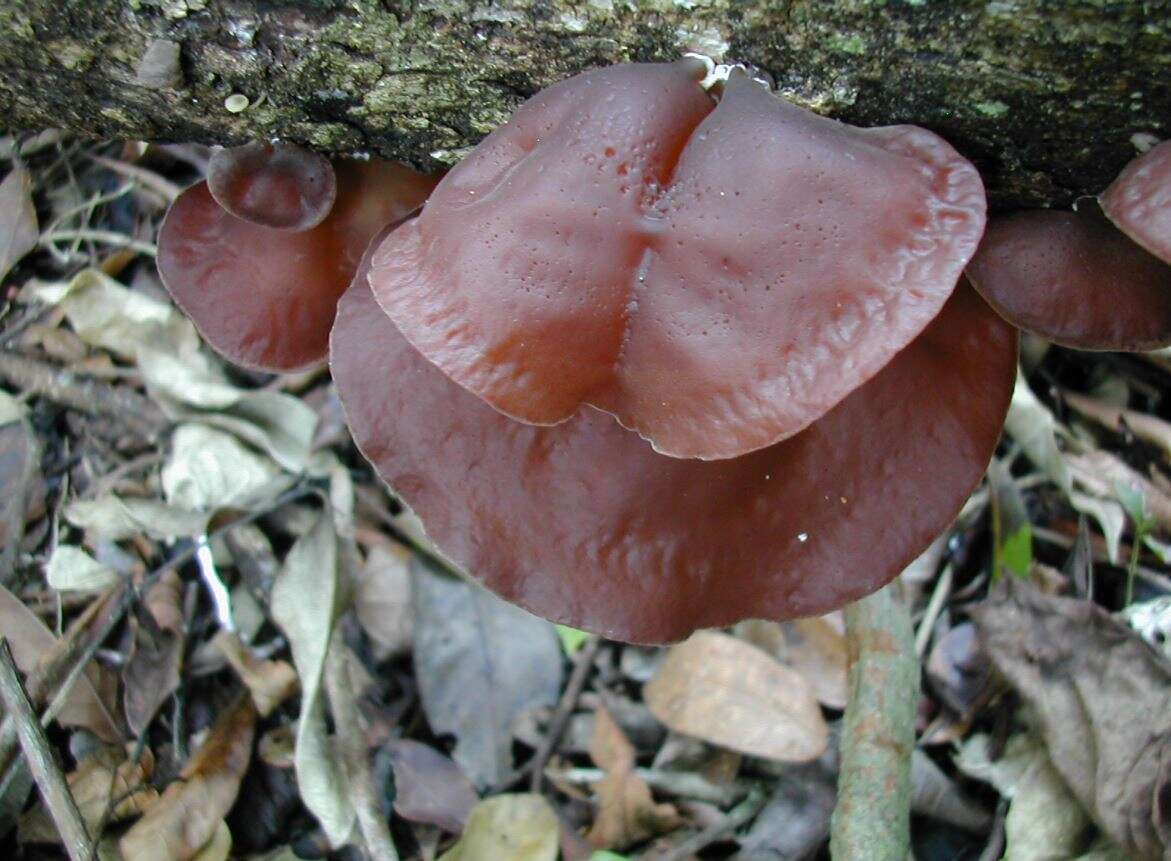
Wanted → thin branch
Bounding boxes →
[829,584,918,860]
[530,634,601,792]
[0,639,93,861]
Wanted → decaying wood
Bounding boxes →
[0,1,1167,208]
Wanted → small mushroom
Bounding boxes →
[368,64,986,461]
[1100,139,1171,264]
[157,158,438,372]
[207,141,337,231]
[966,200,1171,351]
[333,227,1017,643]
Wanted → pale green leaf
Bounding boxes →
[555,624,590,655]
[1001,524,1033,578]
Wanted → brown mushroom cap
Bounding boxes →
[335,227,1017,643]
[158,159,438,371]
[369,65,986,461]
[207,141,338,231]
[966,201,1171,351]
[1100,139,1171,264]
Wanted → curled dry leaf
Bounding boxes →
[0,583,121,741]
[972,581,1171,860]
[412,557,563,789]
[0,165,39,282]
[957,733,1097,860]
[354,543,413,660]
[124,571,184,733]
[1066,450,1171,531]
[388,739,479,833]
[437,794,560,861]
[18,745,159,844]
[587,704,681,849]
[45,544,120,592]
[644,630,828,762]
[120,694,257,861]
[270,507,355,846]
[213,630,298,717]
[0,392,37,581]
[1004,371,1072,494]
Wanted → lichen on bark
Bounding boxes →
[0,0,1167,208]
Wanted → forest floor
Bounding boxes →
[0,134,1168,861]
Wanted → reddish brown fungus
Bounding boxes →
[369,64,986,460]
[334,227,1017,643]
[966,201,1171,351]
[1100,139,1171,264]
[207,141,338,231]
[158,159,438,372]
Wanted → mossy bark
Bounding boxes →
[0,0,1167,208]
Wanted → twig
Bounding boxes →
[0,349,166,441]
[829,584,918,860]
[0,639,93,861]
[551,767,749,806]
[87,154,183,203]
[40,229,158,258]
[652,785,767,861]
[530,635,601,792]
[914,563,953,658]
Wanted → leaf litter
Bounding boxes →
[1,134,1171,861]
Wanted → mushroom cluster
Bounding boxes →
[967,140,1171,351]
[159,61,1025,643]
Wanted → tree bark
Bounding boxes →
[0,0,1167,208]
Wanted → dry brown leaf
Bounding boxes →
[120,694,257,861]
[0,165,38,282]
[645,630,828,762]
[972,581,1171,860]
[0,400,38,581]
[782,615,848,710]
[123,597,184,734]
[213,630,298,717]
[389,738,479,833]
[354,544,413,659]
[0,583,121,740]
[19,745,158,844]
[587,705,680,849]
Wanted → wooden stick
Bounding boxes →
[0,639,93,861]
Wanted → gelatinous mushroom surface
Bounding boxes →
[207,141,338,231]
[158,160,438,371]
[967,202,1171,351]
[335,237,1017,643]
[369,64,986,460]
[1101,139,1171,264]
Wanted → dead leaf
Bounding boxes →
[587,705,680,849]
[388,739,479,833]
[0,393,38,582]
[162,424,280,511]
[972,581,1171,860]
[0,583,121,740]
[1066,450,1171,531]
[438,794,560,861]
[213,630,298,717]
[735,757,837,859]
[46,544,120,592]
[120,694,257,861]
[191,820,232,861]
[270,507,355,846]
[19,746,158,844]
[782,615,848,710]
[122,602,184,735]
[354,544,413,660]
[957,733,1093,860]
[925,622,991,716]
[644,631,828,762]
[1005,371,1072,494]
[0,166,38,282]
[412,558,563,788]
